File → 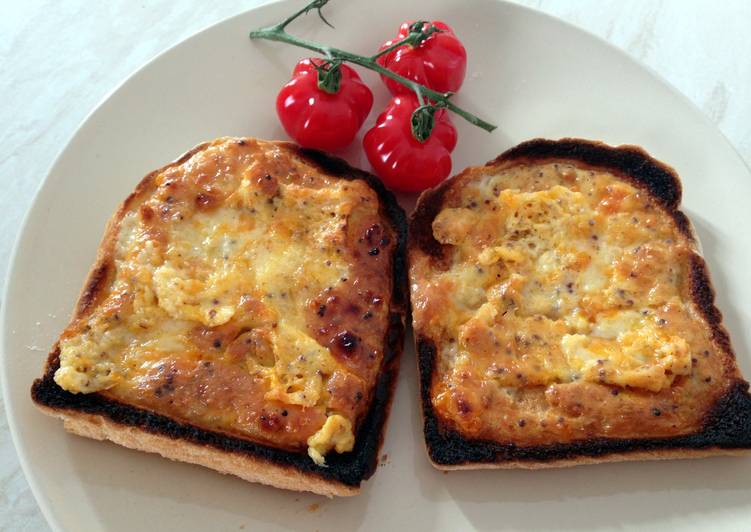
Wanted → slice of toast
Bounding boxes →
[409,138,751,469]
[31,137,407,496]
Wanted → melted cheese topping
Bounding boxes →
[412,161,730,444]
[307,414,355,466]
[54,138,395,462]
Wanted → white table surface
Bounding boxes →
[2,1,750,530]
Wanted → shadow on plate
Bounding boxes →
[442,454,751,530]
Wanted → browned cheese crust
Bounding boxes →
[31,138,408,495]
[409,138,751,468]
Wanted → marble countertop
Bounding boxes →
[2,1,750,529]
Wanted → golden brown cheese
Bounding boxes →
[53,138,396,464]
[411,161,732,445]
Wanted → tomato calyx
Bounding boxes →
[407,20,444,43]
[411,99,453,143]
[312,59,343,94]
[374,20,444,60]
[411,103,436,143]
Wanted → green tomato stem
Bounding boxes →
[249,0,497,134]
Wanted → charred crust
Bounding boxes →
[31,355,399,486]
[410,138,692,260]
[418,338,751,466]
[76,262,111,315]
[291,145,408,308]
[293,146,408,310]
[689,254,733,354]
[384,312,405,365]
[493,138,683,210]
[414,138,751,466]
[409,180,452,259]
[669,209,694,240]
[688,254,722,326]
[291,146,362,179]
[31,139,408,488]
[43,345,61,378]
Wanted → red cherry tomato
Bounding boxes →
[363,95,457,193]
[276,58,373,151]
[376,21,467,96]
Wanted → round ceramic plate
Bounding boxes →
[4,0,751,530]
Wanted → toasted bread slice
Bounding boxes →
[409,138,751,469]
[31,137,407,496]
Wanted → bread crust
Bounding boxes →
[410,138,751,468]
[31,139,408,496]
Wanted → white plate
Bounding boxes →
[4,0,751,530]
